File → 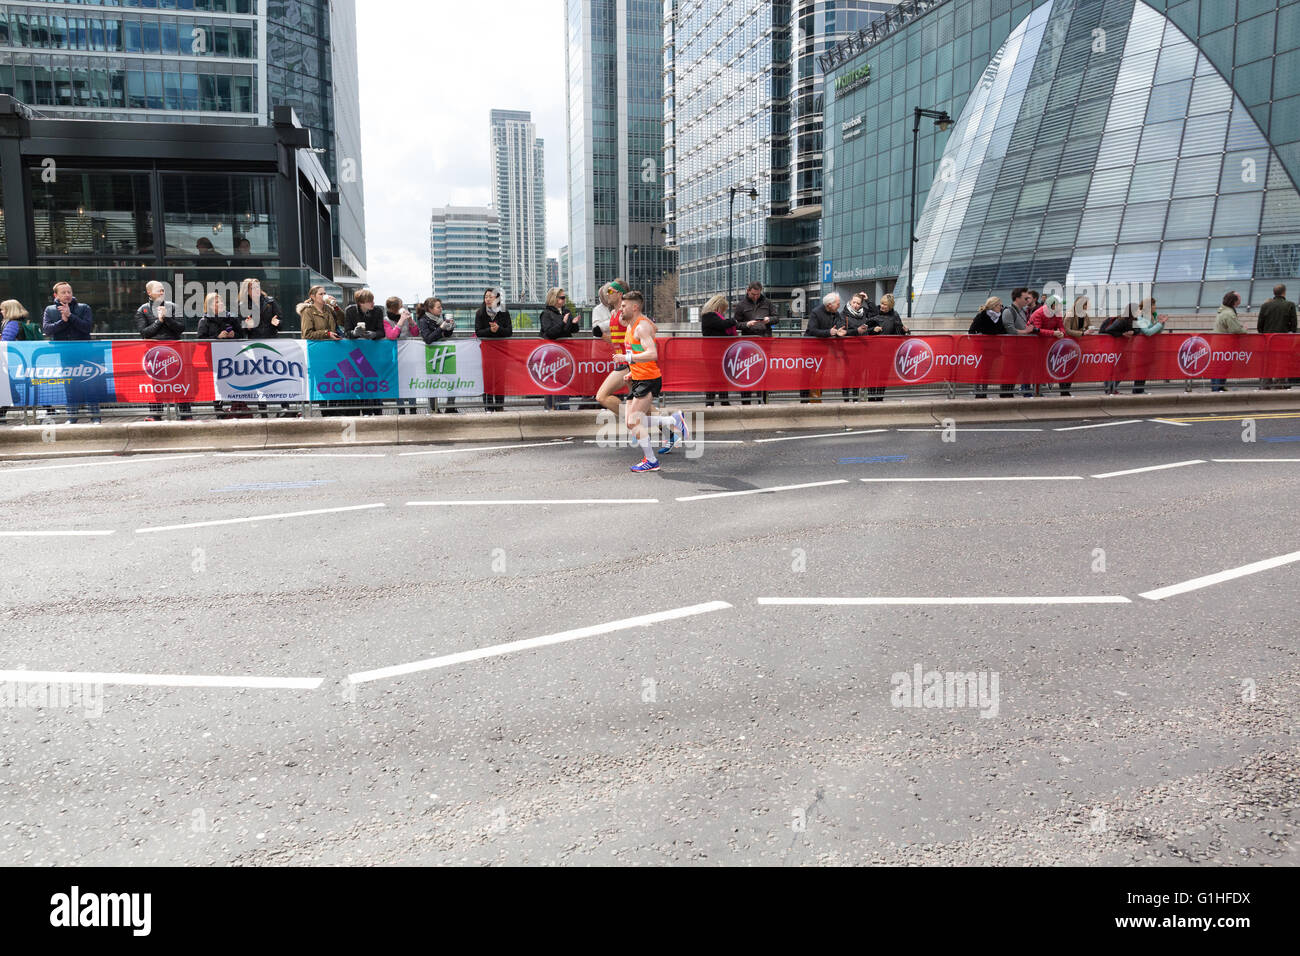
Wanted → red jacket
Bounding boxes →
[1027,305,1065,334]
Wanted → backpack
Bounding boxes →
[21,320,42,341]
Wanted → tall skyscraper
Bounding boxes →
[0,0,366,285]
[663,0,893,311]
[564,0,675,312]
[490,109,547,302]
[430,206,502,303]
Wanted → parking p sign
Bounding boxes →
[822,260,833,283]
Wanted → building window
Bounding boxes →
[161,173,278,259]
[30,170,154,258]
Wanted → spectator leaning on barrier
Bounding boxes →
[299,286,344,341]
[382,296,418,415]
[1058,296,1092,397]
[1099,303,1139,395]
[136,283,188,422]
[237,278,281,338]
[539,288,579,411]
[1212,291,1245,392]
[864,293,907,402]
[1258,284,1297,390]
[343,289,385,341]
[733,281,774,336]
[803,292,844,403]
[42,281,101,425]
[1,299,28,341]
[1026,295,1067,398]
[840,293,873,402]
[701,292,738,407]
[475,289,512,412]
[198,291,244,418]
[416,297,457,415]
[1130,297,1164,395]
[968,296,1005,399]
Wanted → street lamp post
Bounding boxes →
[728,185,759,310]
[908,107,953,322]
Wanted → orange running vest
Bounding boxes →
[627,316,661,381]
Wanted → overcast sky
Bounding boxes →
[355,1,569,301]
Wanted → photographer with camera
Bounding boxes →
[135,280,189,421]
[474,288,512,412]
[417,297,457,414]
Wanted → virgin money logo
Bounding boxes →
[1045,338,1081,381]
[526,344,575,391]
[722,340,767,388]
[893,339,935,383]
[1177,336,1211,377]
[142,346,183,382]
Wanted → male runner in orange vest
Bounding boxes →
[615,291,687,472]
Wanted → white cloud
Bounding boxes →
[356,0,568,300]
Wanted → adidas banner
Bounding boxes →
[212,340,309,402]
[306,340,398,401]
[396,340,483,399]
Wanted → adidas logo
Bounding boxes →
[318,348,389,395]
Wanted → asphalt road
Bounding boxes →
[1,408,1297,865]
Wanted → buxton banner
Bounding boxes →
[212,340,310,402]
[396,340,483,399]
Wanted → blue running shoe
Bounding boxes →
[656,431,680,456]
[630,457,660,473]
[673,409,690,444]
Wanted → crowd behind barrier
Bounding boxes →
[1,279,1297,422]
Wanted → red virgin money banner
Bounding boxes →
[477,334,1300,393]
[111,341,216,403]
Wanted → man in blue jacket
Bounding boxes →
[41,281,101,424]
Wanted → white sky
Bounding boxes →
[355,0,569,301]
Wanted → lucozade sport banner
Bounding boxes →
[3,341,117,407]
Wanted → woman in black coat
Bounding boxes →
[475,289,512,412]
[968,296,1005,398]
[700,293,738,406]
[865,292,908,400]
[539,288,580,410]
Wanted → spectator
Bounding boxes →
[0,300,27,423]
[1026,296,1067,397]
[1130,297,1164,394]
[803,292,845,402]
[196,236,221,258]
[857,291,879,320]
[733,281,775,335]
[1211,291,1245,392]
[196,291,243,341]
[700,292,738,407]
[237,278,290,418]
[864,293,907,401]
[42,281,101,424]
[968,296,1005,398]
[1099,304,1139,395]
[378,296,417,416]
[840,293,873,402]
[539,288,579,411]
[343,289,385,341]
[237,278,282,338]
[198,291,245,418]
[299,286,344,340]
[1257,284,1297,389]
[475,288,512,412]
[1060,296,1091,397]
[1,299,29,341]
[234,237,252,257]
[999,287,1034,397]
[416,297,457,414]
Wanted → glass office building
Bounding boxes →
[490,109,547,303]
[823,0,1300,316]
[566,0,675,311]
[0,0,366,287]
[664,0,894,314]
[430,206,503,304]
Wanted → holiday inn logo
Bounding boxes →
[426,344,457,375]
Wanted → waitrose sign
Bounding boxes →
[835,63,871,94]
